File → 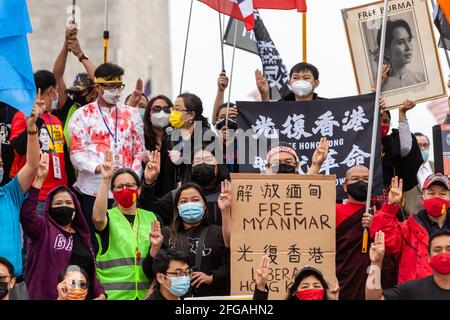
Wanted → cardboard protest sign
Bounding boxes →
[230,173,336,300]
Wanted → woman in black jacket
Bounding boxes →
[142,182,230,297]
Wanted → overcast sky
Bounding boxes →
[168,0,450,160]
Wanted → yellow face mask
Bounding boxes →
[170,110,185,129]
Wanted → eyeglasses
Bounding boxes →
[166,270,192,278]
[346,176,370,183]
[0,275,11,282]
[151,105,171,114]
[113,183,138,191]
[67,279,88,290]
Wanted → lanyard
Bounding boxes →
[98,105,118,147]
[44,113,57,151]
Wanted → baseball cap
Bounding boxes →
[66,73,94,94]
[422,173,450,190]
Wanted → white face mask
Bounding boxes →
[102,88,121,105]
[290,80,313,97]
[151,110,170,128]
[50,89,59,111]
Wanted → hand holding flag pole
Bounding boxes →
[363,0,390,253]
[103,0,110,64]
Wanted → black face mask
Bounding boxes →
[192,164,217,186]
[347,181,368,201]
[272,163,297,174]
[0,282,9,300]
[49,206,75,226]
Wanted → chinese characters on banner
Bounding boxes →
[236,93,383,200]
[230,173,336,300]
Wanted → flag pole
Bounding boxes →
[179,0,194,95]
[103,0,109,64]
[219,13,226,73]
[71,0,76,25]
[302,12,307,62]
[432,0,450,69]
[363,0,390,254]
[225,19,238,128]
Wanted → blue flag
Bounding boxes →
[0,0,35,115]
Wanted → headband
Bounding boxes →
[266,146,299,162]
[95,75,123,84]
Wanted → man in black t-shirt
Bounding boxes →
[366,230,450,300]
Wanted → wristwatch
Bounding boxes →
[78,53,88,62]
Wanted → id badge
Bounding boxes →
[112,152,124,168]
[52,152,62,179]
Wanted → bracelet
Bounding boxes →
[78,54,88,62]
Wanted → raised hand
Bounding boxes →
[387,176,403,206]
[101,151,114,180]
[217,73,229,92]
[56,281,68,300]
[144,150,161,185]
[399,99,416,114]
[255,69,270,99]
[218,180,232,211]
[127,79,144,107]
[67,39,83,59]
[28,89,44,130]
[326,278,340,300]
[255,255,270,292]
[312,137,329,168]
[36,153,50,181]
[379,97,387,115]
[369,231,385,265]
[150,220,163,249]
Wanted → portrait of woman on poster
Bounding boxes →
[376,18,426,91]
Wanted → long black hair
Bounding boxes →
[169,182,209,254]
[143,95,173,150]
[287,266,329,300]
[178,93,210,129]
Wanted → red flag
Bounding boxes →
[199,0,255,31]
[254,0,307,12]
[438,0,450,24]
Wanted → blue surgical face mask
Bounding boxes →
[164,275,190,297]
[139,108,145,119]
[421,150,429,162]
[178,202,205,223]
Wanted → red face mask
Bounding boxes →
[430,253,450,274]
[113,189,138,208]
[296,288,324,300]
[423,197,450,218]
[381,124,390,138]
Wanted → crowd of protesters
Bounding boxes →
[0,25,450,301]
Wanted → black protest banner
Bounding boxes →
[224,11,290,100]
[236,93,383,200]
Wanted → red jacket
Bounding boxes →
[370,203,433,284]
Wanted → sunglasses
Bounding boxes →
[151,105,171,113]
